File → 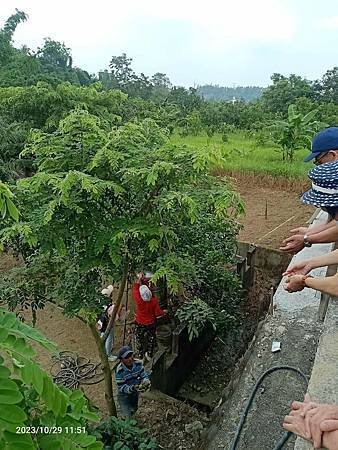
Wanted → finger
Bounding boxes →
[320,419,338,432]
[283,422,294,432]
[303,403,317,415]
[312,428,323,449]
[283,415,295,424]
[305,411,314,439]
[291,400,304,410]
[303,393,313,403]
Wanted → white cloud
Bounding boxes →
[130,0,296,43]
[320,16,338,30]
[2,0,296,50]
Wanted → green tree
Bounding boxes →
[36,38,72,69]
[0,111,243,415]
[271,104,324,161]
[314,67,338,104]
[262,73,314,116]
[0,9,28,64]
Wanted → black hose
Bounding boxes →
[230,365,308,450]
[273,431,292,450]
[51,351,104,389]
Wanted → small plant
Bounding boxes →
[90,417,157,450]
[176,298,216,341]
[220,123,236,143]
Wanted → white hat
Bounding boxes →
[144,271,153,279]
[101,284,114,297]
[139,285,152,301]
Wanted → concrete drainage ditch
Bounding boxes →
[149,243,292,414]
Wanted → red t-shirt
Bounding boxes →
[132,283,165,325]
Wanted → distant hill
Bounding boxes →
[196,84,264,102]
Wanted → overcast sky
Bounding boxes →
[1,0,338,87]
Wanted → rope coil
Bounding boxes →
[50,351,104,390]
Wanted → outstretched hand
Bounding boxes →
[283,260,313,277]
[280,234,305,253]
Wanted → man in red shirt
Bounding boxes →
[132,272,167,361]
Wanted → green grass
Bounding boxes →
[171,131,311,179]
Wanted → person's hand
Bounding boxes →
[283,409,311,441]
[283,260,314,277]
[304,404,338,448]
[137,272,144,281]
[290,227,308,235]
[280,234,305,253]
[135,380,151,392]
[291,394,317,417]
[284,275,307,292]
[162,309,168,314]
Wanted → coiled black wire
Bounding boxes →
[230,365,308,450]
[50,351,104,389]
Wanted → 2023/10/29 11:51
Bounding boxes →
[16,426,86,434]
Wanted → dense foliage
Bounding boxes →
[90,417,156,450]
[0,307,102,450]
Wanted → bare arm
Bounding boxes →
[284,249,338,276]
[305,274,338,297]
[307,220,336,235]
[306,224,338,245]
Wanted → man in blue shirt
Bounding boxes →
[115,346,150,417]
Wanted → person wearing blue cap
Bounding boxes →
[115,346,150,417]
[304,127,338,164]
[283,161,338,294]
[280,128,338,254]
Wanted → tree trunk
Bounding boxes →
[89,322,117,417]
[102,258,129,342]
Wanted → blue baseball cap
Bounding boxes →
[118,346,133,359]
[304,127,338,162]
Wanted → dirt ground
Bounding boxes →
[236,181,314,249]
[0,176,316,449]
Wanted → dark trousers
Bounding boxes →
[117,392,139,418]
[135,323,156,358]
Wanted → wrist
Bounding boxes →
[303,234,312,247]
[303,275,313,287]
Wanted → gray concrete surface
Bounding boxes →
[294,298,338,450]
[206,211,332,450]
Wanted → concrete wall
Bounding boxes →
[151,323,215,396]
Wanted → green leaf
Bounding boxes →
[0,365,11,378]
[0,404,27,423]
[3,431,35,449]
[21,362,33,385]
[0,327,9,342]
[0,388,23,404]
[32,364,44,395]
[5,197,19,221]
[82,411,99,422]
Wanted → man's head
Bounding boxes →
[305,127,338,164]
[118,346,134,367]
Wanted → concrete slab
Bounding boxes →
[294,298,338,450]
